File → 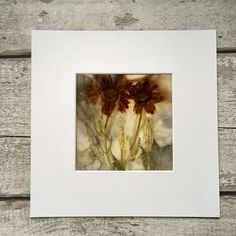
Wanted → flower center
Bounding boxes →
[136,92,149,104]
[103,88,118,102]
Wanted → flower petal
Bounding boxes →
[134,103,143,114]
[144,102,156,114]
[101,100,116,117]
[118,96,129,112]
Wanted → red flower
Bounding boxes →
[129,79,162,114]
[86,74,131,117]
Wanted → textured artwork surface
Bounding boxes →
[76,74,172,170]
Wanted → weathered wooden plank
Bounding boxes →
[0,196,235,235]
[0,54,235,136]
[0,128,235,197]
[0,0,236,55]
[218,128,236,192]
[0,58,30,136]
[0,137,30,197]
[218,54,236,128]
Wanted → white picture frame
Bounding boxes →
[31,30,219,217]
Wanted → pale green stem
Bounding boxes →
[130,111,143,155]
[103,115,113,169]
[105,115,109,129]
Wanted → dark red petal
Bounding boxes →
[134,103,143,114]
[144,102,156,114]
[99,75,113,90]
[116,75,126,86]
[149,84,158,92]
[101,101,116,117]
[128,86,135,97]
[121,91,130,99]
[118,96,129,112]
[150,92,162,103]
[137,81,144,91]
[86,85,100,104]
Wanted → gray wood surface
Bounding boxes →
[0,58,30,136]
[0,196,235,235]
[0,137,30,197]
[0,0,236,234]
[0,0,236,55]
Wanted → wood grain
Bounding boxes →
[218,128,236,192]
[0,0,236,55]
[0,137,30,197]
[0,196,235,235]
[0,58,30,136]
[0,54,235,136]
[0,128,235,197]
[218,54,236,128]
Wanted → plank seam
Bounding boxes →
[0,196,30,201]
[0,135,31,138]
[217,48,236,53]
[220,191,236,196]
[0,54,31,59]
[0,49,236,58]
[218,127,236,130]
[0,192,235,200]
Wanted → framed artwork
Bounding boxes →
[76,73,172,171]
[31,31,219,217]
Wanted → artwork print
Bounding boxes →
[76,74,172,171]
